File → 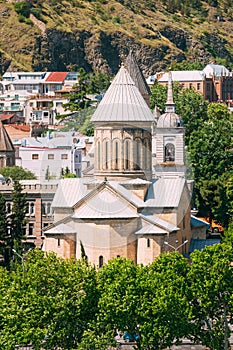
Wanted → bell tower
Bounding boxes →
[154,72,186,177]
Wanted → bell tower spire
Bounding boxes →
[154,72,186,178]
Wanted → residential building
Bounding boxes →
[156,64,233,102]
[0,178,58,248]
[16,134,83,180]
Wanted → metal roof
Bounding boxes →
[72,186,138,219]
[203,64,230,77]
[189,238,220,254]
[107,181,145,207]
[52,178,91,208]
[191,215,210,229]
[145,177,185,207]
[45,222,76,234]
[91,65,154,123]
[135,223,168,235]
[158,71,205,82]
[140,213,179,232]
[125,51,151,96]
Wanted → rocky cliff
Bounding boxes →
[1,0,233,76]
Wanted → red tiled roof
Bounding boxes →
[0,114,15,121]
[45,72,68,82]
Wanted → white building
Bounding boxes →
[16,134,83,180]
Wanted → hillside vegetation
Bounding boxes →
[0,0,233,75]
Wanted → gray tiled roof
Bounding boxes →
[125,51,151,96]
[139,213,179,232]
[91,66,154,123]
[72,186,138,219]
[52,178,91,208]
[45,222,76,234]
[145,177,186,207]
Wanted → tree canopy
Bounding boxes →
[0,235,233,350]
[0,166,36,181]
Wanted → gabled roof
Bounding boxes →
[125,51,151,96]
[191,215,210,229]
[91,65,154,123]
[45,222,76,235]
[45,72,68,83]
[72,186,138,219]
[52,178,91,208]
[0,121,15,152]
[145,176,186,208]
[138,213,179,233]
[203,64,229,77]
[0,114,15,121]
[189,238,220,254]
[158,71,204,82]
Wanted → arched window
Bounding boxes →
[147,238,150,248]
[97,141,100,169]
[164,143,175,162]
[114,140,120,170]
[105,141,109,169]
[99,255,104,268]
[135,138,141,170]
[124,140,130,170]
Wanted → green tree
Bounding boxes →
[63,68,92,112]
[0,193,8,267]
[188,242,233,350]
[0,166,36,181]
[82,258,140,349]
[78,114,94,136]
[137,253,191,349]
[188,106,233,225]
[176,88,208,142]
[10,181,28,259]
[0,250,98,350]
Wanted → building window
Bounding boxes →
[189,83,192,89]
[61,154,68,160]
[58,238,61,247]
[32,154,39,160]
[99,255,104,268]
[105,141,109,169]
[147,238,151,248]
[164,143,175,162]
[48,154,54,160]
[28,223,34,236]
[125,140,130,170]
[115,141,119,170]
[197,83,201,90]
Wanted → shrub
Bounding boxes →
[14,2,30,18]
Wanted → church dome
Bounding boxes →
[157,112,181,128]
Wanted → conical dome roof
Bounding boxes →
[125,51,151,97]
[157,72,181,128]
[91,65,154,123]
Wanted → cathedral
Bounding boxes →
[43,58,192,266]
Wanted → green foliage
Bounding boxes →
[188,104,233,225]
[79,114,94,136]
[0,250,98,350]
[0,166,36,181]
[0,193,8,266]
[1,245,233,349]
[138,253,191,349]
[14,2,30,18]
[170,61,205,71]
[188,243,233,349]
[10,181,28,257]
